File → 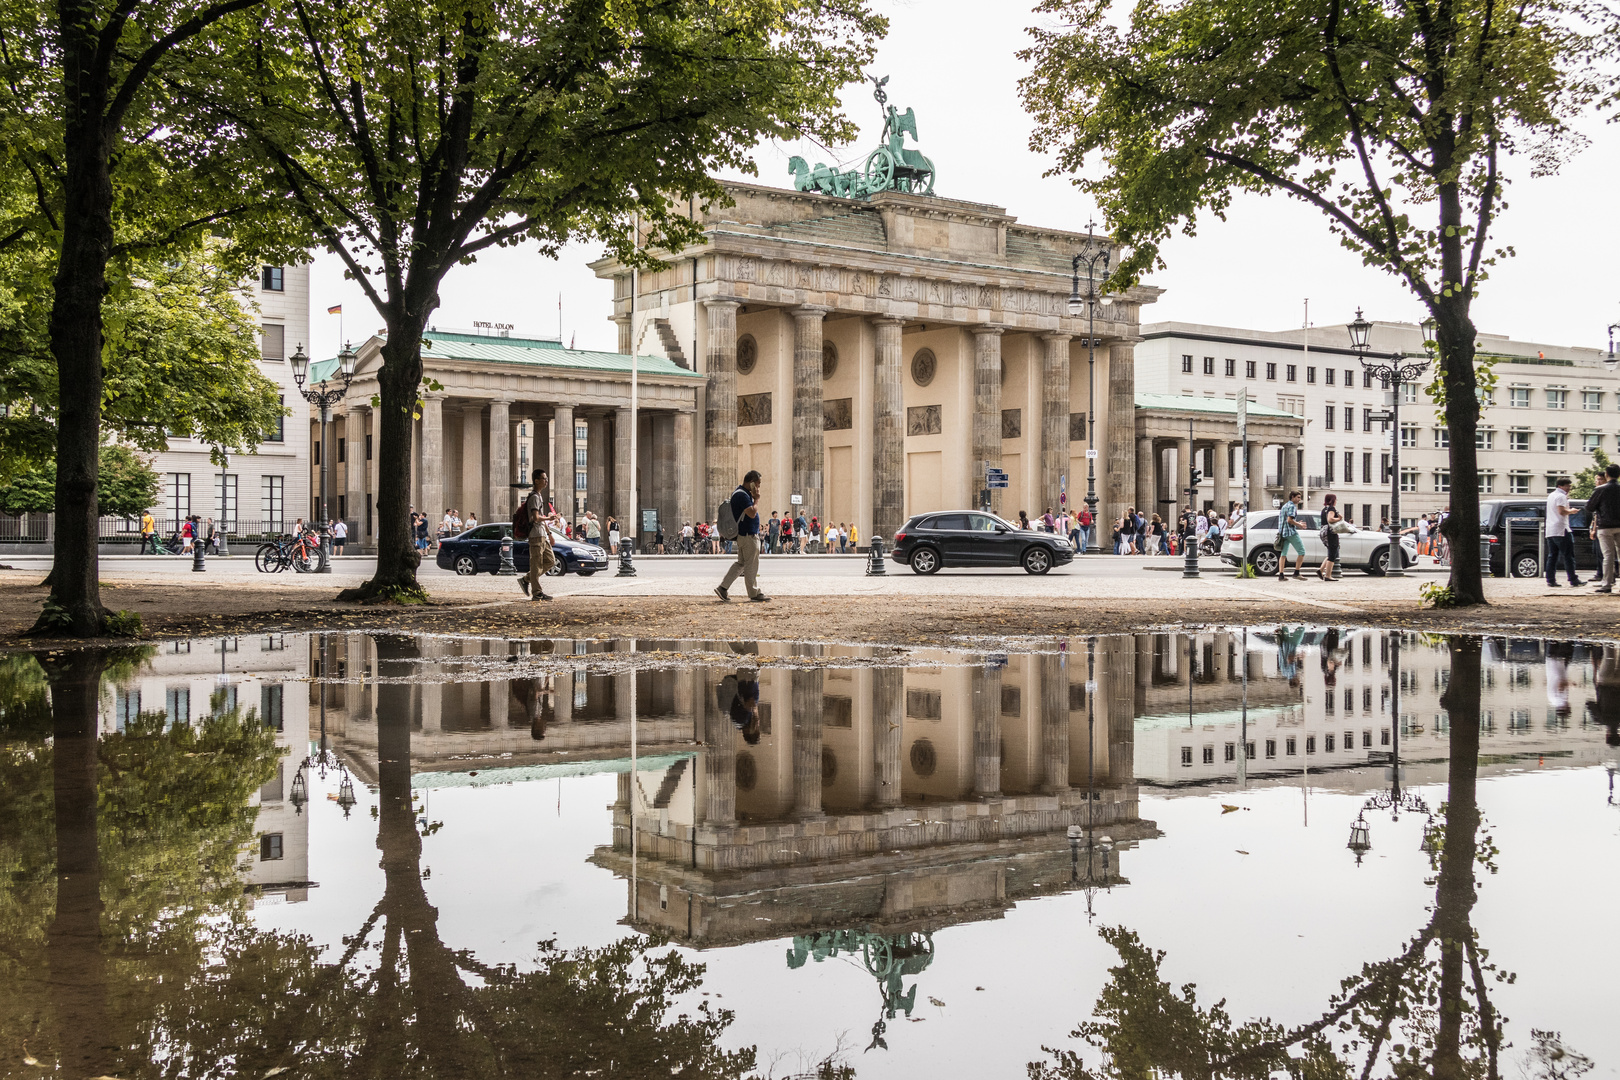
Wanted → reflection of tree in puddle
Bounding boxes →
[787,929,936,1050]
[1030,638,1590,1080]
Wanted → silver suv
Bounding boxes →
[1219,512,1417,576]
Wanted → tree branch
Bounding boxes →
[106,0,267,133]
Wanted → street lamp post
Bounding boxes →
[1068,225,1120,551]
[1347,309,1429,578]
[291,342,357,574]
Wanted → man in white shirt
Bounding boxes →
[332,519,348,554]
[1545,477,1585,587]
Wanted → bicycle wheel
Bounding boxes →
[255,543,279,573]
[291,545,313,573]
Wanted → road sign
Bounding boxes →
[986,469,1008,480]
[790,494,803,505]
[988,479,1010,489]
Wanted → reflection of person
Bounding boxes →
[1319,628,1342,689]
[1584,646,1619,746]
[1274,625,1304,684]
[1546,641,1573,720]
[716,668,761,744]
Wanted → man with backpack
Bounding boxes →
[517,468,560,601]
[715,470,769,602]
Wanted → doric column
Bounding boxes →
[420,394,444,525]
[489,399,512,524]
[554,669,573,725]
[1282,442,1300,494]
[1041,652,1070,793]
[615,671,635,723]
[1104,636,1138,787]
[366,405,380,537]
[703,300,739,518]
[612,410,633,536]
[872,317,905,544]
[1135,437,1155,519]
[615,314,632,355]
[791,667,824,818]
[549,405,573,517]
[971,326,1004,512]
[1174,436,1193,514]
[586,415,610,518]
[702,672,736,826]
[1106,342,1137,529]
[1041,334,1072,515]
[673,411,696,528]
[871,667,903,808]
[1212,438,1232,513]
[972,664,1001,799]
[345,406,368,539]
[460,403,484,523]
[791,306,829,521]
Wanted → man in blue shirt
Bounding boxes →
[716,470,770,602]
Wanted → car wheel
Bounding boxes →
[1511,551,1540,578]
[1022,546,1052,575]
[454,554,477,576]
[909,547,941,575]
[1250,548,1279,577]
[547,561,565,576]
[1367,547,1389,576]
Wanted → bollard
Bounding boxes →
[497,535,519,575]
[1182,532,1200,578]
[191,537,206,572]
[866,538,887,576]
[616,542,636,577]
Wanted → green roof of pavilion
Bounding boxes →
[309,330,702,383]
[1135,393,1299,420]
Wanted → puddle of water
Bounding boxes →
[1,630,1617,1078]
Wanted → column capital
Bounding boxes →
[971,324,1007,338]
[701,297,742,312]
[1041,331,1074,344]
[790,304,832,319]
[870,314,905,327]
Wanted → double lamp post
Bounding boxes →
[290,342,357,574]
[1347,309,1431,577]
[1067,227,1121,551]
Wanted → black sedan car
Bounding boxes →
[435,523,611,577]
[891,511,1074,575]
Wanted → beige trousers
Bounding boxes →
[1598,527,1620,588]
[527,535,556,592]
[720,534,761,597]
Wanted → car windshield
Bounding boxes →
[967,514,1006,532]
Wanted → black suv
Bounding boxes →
[1479,498,1598,578]
[890,511,1074,575]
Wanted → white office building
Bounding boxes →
[1136,318,1617,525]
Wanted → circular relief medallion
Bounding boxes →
[909,738,938,778]
[735,334,758,375]
[822,341,839,380]
[735,753,757,791]
[911,348,937,388]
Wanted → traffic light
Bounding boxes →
[1189,466,1203,488]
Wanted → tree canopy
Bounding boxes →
[0,442,162,516]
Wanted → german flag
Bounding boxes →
[327,304,342,314]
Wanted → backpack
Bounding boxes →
[717,490,740,540]
[512,498,531,540]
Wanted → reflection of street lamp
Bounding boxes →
[290,632,359,818]
[291,342,356,573]
[1348,309,1429,577]
[1068,225,1121,547]
[1347,631,1431,863]
[1347,813,1371,864]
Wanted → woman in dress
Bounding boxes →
[1317,493,1343,581]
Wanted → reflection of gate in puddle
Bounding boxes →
[788,929,936,1050]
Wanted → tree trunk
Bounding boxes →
[1432,636,1482,1080]
[35,4,114,636]
[337,322,427,601]
[43,649,115,1074]
[1439,304,1486,606]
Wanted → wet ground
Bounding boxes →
[2,629,1616,1078]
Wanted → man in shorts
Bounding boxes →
[1276,489,1306,580]
[521,468,560,601]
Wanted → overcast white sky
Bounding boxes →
[307,0,1620,363]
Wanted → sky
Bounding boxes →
[306,0,1620,364]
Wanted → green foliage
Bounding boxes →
[0,444,163,517]
[1571,448,1612,499]
[1235,561,1256,580]
[102,610,143,637]
[0,655,52,741]
[1419,582,1460,609]
[0,463,53,513]
[369,583,430,605]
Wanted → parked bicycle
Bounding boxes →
[254,530,318,573]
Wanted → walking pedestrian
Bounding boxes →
[715,470,769,602]
[1077,507,1093,553]
[139,509,156,554]
[332,518,347,554]
[849,522,859,550]
[607,516,621,554]
[1275,489,1306,580]
[1588,464,1620,593]
[519,468,559,601]
[1317,493,1342,581]
[767,511,781,553]
[1545,476,1585,587]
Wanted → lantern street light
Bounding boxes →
[291,342,356,572]
[1068,224,1122,548]
[1606,324,1620,372]
[1347,309,1428,577]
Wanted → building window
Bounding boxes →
[1325,451,1336,483]
[1202,356,1215,375]
[1306,366,1317,384]
[1181,354,1194,373]
[260,684,284,730]
[1432,427,1448,448]
[1400,469,1419,493]
[1583,432,1603,453]
[1362,453,1373,485]
[1381,453,1391,484]
[1325,367,1336,386]
[165,472,190,525]
[1398,383,1416,404]
[115,687,141,729]
[260,834,284,861]
[1545,473,1562,491]
[1363,408,1374,433]
[1264,739,1277,759]
[1305,735,1317,753]
[260,266,284,291]
[1363,730,1373,748]
[1583,390,1603,411]
[1360,370,1372,388]
[214,473,237,530]
[1432,470,1450,492]
[1245,360,1257,379]
[337,437,346,463]
[1224,358,1236,377]
[1180,746,1193,766]
[575,448,587,468]
[1224,742,1236,762]
[1285,364,1297,382]
[1476,428,1494,450]
[1202,745,1215,764]
[1285,737,1297,755]
[1324,733,1336,752]
[1546,388,1568,410]
[165,686,190,726]
[1478,472,1496,494]
[1508,472,1531,495]
[1508,429,1530,452]
[1509,386,1530,408]
[1265,362,1277,381]
[1547,432,1568,453]
[265,396,284,442]
[1325,405,1336,430]
[1345,451,1355,482]
[576,473,586,491]
[1399,425,1418,448]
[365,433,372,460]
[262,475,284,528]
[261,322,285,361]
[312,440,320,466]
[1477,386,1495,407]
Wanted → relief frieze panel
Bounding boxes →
[907,404,943,436]
[738,393,772,427]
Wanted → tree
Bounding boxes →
[0,444,162,516]
[1020,0,1613,607]
[0,0,305,637]
[1571,448,1612,499]
[210,0,883,602]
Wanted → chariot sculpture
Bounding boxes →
[789,76,936,200]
